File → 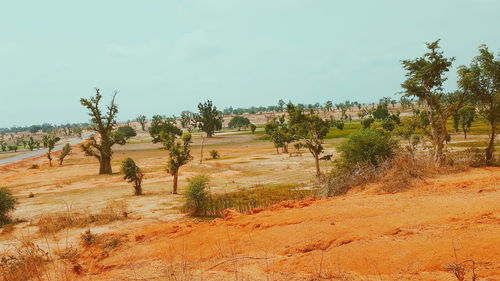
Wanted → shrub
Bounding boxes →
[29,164,39,169]
[337,129,398,168]
[0,188,17,225]
[116,125,137,140]
[209,150,220,159]
[361,117,374,129]
[121,158,144,195]
[249,123,257,134]
[183,175,210,216]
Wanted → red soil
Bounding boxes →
[73,167,500,280]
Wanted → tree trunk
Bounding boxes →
[172,172,179,194]
[199,137,205,164]
[99,155,112,174]
[59,159,63,166]
[485,126,496,165]
[314,155,320,177]
[434,140,446,166]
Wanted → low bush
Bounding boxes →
[336,128,398,168]
[183,175,210,216]
[0,188,16,225]
[0,241,49,281]
[209,150,220,159]
[323,153,435,196]
[121,158,144,195]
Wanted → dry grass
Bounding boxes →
[34,201,128,234]
[0,240,49,281]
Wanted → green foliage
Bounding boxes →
[164,133,193,194]
[117,126,137,140]
[193,100,223,137]
[457,105,476,138]
[331,120,344,131]
[337,129,398,167]
[45,135,61,167]
[121,158,143,195]
[149,115,182,144]
[401,40,467,165]
[0,188,16,225]
[135,115,147,131]
[458,44,499,164]
[372,104,390,120]
[183,175,210,216]
[249,123,257,134]
[58,143,72,165]
[209,150,220,159]
[265,115,294,154]
[228,116,250,131]
[288,104,331,176]
[361,117,374,129]
[180,111,194,130]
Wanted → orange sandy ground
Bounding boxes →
[68,167,500,281]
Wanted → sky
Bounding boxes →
[0,0,499,127]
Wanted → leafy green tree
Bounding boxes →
[136,115,147,131]
[0,188,16,225]
[117,126,137,140]
[80,88,126,174]
[324,100,333,112]
[452,113,460,133]
[27,136,39,151]
[401,40,467,166]
[180,111,194,130]
[193,100,223,137]
[278,99,286,111]
[457,105,475,139]
[59,143,72,165]
[288,104,331,176]
[7,145,17,152]
[228,116,250,131]
[337,129,398,167]
[265,115,294,154]
[249,123,257,134]
[458,45,499,164]
[121,158,144,195]
[372,104,390,120]
[163,133,193,194]
[149,115,182,143]
[46,135,61,167]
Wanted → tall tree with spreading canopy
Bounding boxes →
[149,115,182,143]
[458,45,499,164]
[136,115,147,131]
[228,116,250,131]
[288,104,331,176]
[193,100,222,137]
[401,40,467,166]
[80,88,126,174]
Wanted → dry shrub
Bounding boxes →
[378,154,435,193]
[0,241,50,281]
[323,153,436,195]
[447,147,486,170]
[35,201,128,234]
[79,229,125,250]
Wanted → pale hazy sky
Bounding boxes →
[0,0,499,127]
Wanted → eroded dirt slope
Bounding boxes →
[71,167,500,281]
